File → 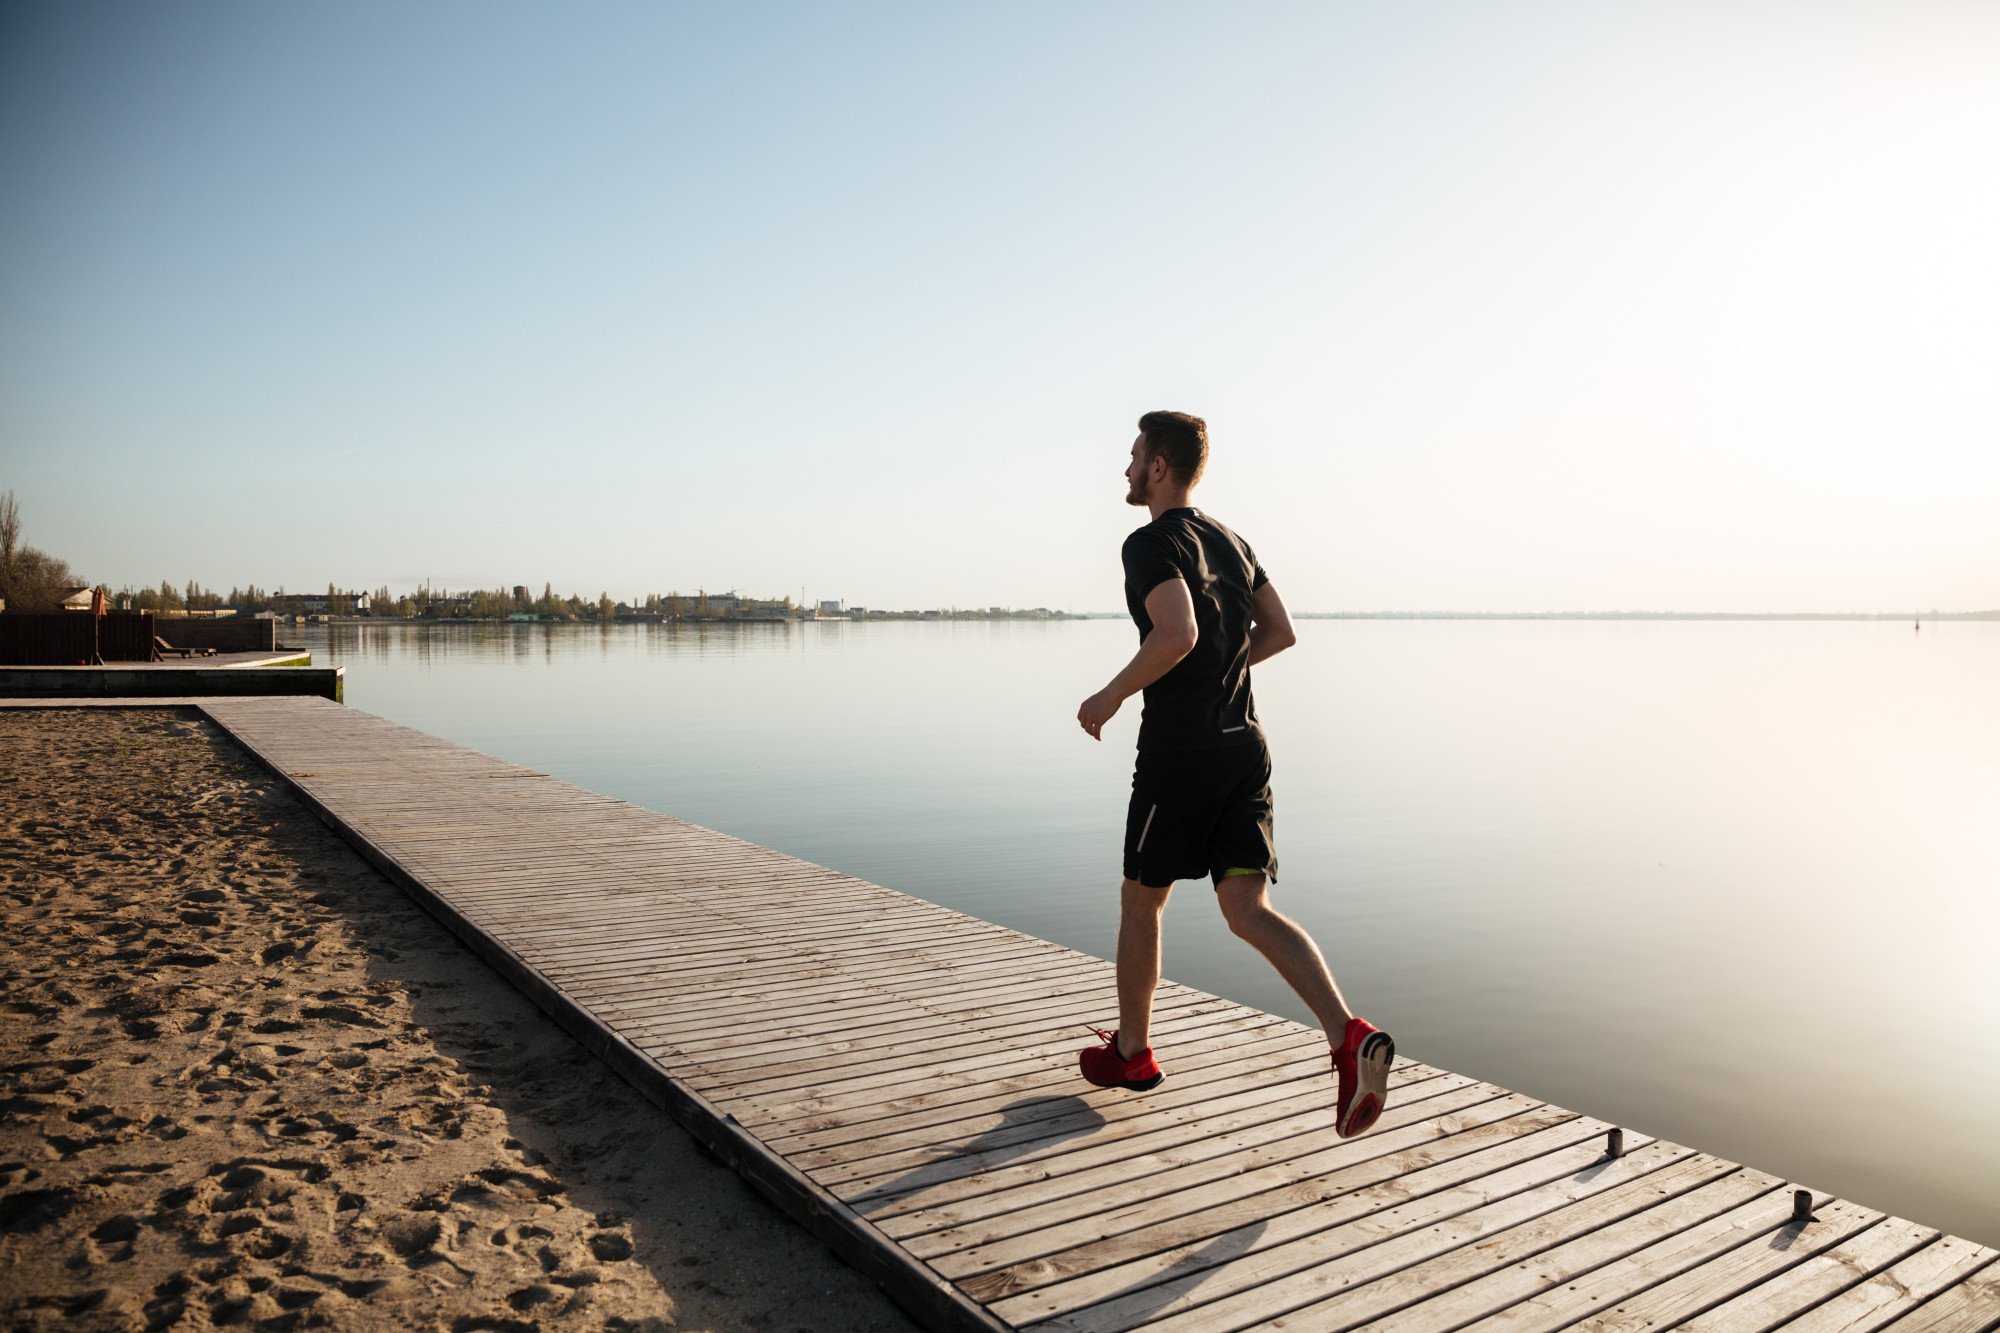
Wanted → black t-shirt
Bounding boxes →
[1122,507,1269,753]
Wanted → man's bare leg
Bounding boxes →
[1214,873,1354,1041]
[1115,878,1173,1060]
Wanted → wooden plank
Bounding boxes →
[709,1005,1292,1128]
[602,961,1115,1056]
[1779,1241,1998,1333]
[568,936,1092,1005]
[834,1062,1455,1216]
[1437,1185,1840,1333]
[928,1093,1561,1275]
[597,953,1112,1040]
[1872,1261,2000,1333]
[1167,1158,1801,1333]
[1342,1161,1781,1333]
[652,990,1162,1085]
[998,1132,1700,1332]
[1675,1218,1941,1333]
[1293,1189,1881,1333]
[1551,1201,1886,1333]
[809,1043,1357,1205]
[813,1059,1451,1193]
[761,1025,1330,1161]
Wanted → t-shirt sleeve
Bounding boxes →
[1243,540,1270,590]
[1121,529,1184,599]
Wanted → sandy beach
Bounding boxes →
[0,707,919,1333]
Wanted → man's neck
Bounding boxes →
[1147,488,1194,521]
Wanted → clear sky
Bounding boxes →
[3,1,1996,611]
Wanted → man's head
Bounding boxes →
[1126,411,1208,507]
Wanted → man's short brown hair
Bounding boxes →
[1137,411,1208,487]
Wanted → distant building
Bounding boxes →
[513,585,530,603]
[271,591,372,615]
[702,594,739,613]
[819,600,841,614]
[61,586,96,611]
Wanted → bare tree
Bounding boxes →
[0,490,19,571]
[0,491,79,611]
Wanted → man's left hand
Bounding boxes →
[1077,689,1122,741]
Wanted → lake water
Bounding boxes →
[299,617,2000,1246]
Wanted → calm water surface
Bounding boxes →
[301,618,2000,1245]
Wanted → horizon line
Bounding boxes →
[1283,609,2000,620]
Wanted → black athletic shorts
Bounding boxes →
[1123,740,1277,889]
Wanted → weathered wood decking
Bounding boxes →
[27,696,2000,1333]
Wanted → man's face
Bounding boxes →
[1125,435,1157,507]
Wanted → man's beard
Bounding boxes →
[1125,474,1150,507]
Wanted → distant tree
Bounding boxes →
[0,490,82,611]
[0,491,17,588]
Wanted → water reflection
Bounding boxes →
[299,618,2000,1245]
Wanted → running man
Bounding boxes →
[1075,411,1395,1138]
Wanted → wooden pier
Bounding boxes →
[0,652,339,700]
[21,696,2000,1333]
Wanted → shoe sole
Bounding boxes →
[1339,1030,1395,1137]
[1082,1070,1165,1092]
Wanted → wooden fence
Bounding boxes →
[0,612,156,665]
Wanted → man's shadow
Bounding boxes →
[848,1094,1108,1215]
[1013,1219,1272,1326]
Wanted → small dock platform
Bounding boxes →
[0,652,339,701]
[24,695,2000,1333]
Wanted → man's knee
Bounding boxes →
[1121,878,1172,917]
[1215,876,1271,936]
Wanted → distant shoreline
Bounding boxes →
[288,608,2000,624]
[1290,610,2000,621]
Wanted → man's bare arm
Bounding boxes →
[1248,581,1297,666]
[1077,579,1198,740]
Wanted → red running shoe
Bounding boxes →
[1079,1026,1164,1091]
[1332,1017,1395,1138]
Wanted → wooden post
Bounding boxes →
[1793,1189,1814,1223]
[1605,1127,1623,1159]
